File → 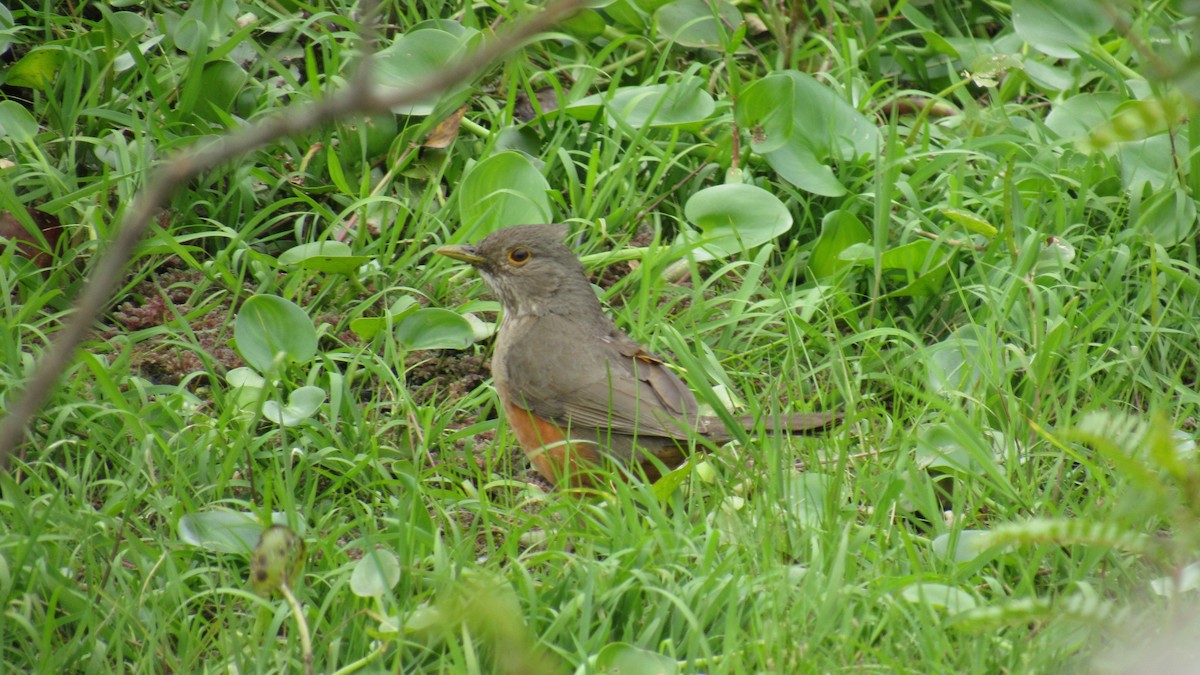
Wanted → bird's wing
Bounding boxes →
[505,320,703,441]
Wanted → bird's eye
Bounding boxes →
[507,247,532,266]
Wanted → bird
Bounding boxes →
[437,223,840,488]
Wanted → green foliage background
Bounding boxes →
[1,0,1198,672]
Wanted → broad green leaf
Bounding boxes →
[681,183,793,261]
[458,151,553,231]
[593,642,679,675]
[606,80,716,128]
[402,603,444,634]
[350,317,386,340]
[1044,92,1122,140]
[899,583,978,614]
[736,72,794,154]
[566,79,716,129]
[339,113,401,161]
[170,0,239,52]
[1086,93,1187,150]
[915,424,984,475]
[104,9,151,39]
[925,325,988,393]
[1035,236,1076,276]
[932,530,1000,564]
[0,4,13,56]
[179,510,294,554]
[262,386,326,426]
[602,0,650,29]
[963,52,1021,87]
[736,71,879,194]
[375,29,472,115]
[278,241,352,264]
[4,48,62,90]
[225,367,266,409]
[234,294,318,373]
[650,457,693,501]
[408,19,478,37]
[226,367,265,389]
[655,0,741,49]
[1136,189,1197,248]
[762,142,846,197]
[561,94,601,122]
[396,308,475,350]
[194,60,248,123]
[561,8,607,39]
[350,549,402,598]
[172,17,208,53]
[1021,56,1077,91]
[1012,0,1113,59]
[738,71,879,158]
[783,472,831,527]
[278,241,372,274]
[1118,133,1178,194]
[0,100,37,143]
[809,210,871,279]
[351,296,424,340]
[879,239,952,296]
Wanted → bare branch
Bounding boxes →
[0,0,585,467]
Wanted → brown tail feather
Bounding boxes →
[701,411,843,443]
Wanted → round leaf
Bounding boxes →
[1044,92,1122,140]
[761,143,846,197]
[809,210,871,279]
[915,424,983,475]
[605,80,716,129]
[782,472,831,527]
[682,184,793,261]
[925,325,988,394]
[0,4,14,56]
[0,100,37,143]
[898,583,978,614]
[4,48,63,90]
[278,241,372,275]
[655,0,742,49]
[350,549,401,598]
[396,308,475,350]
[593,642,679,675]
[737,71,878,194]
[375,29,470,116]
[1135,189,1196,248]
[878,240,952,297]
[931,530,998,564]
[350,316,386,341]
[1012,0,1113,59]
[738,71,879,159]
[261,386,326,427]
[234,294,318,373]
[458,151,553,232]
[179,510,294,554]
[194,60,248,123]
[561,8,607,39]
[1118,133,1176,194]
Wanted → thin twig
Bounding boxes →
[0,0,585,467]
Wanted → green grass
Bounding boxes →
[2,0,1199,672]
